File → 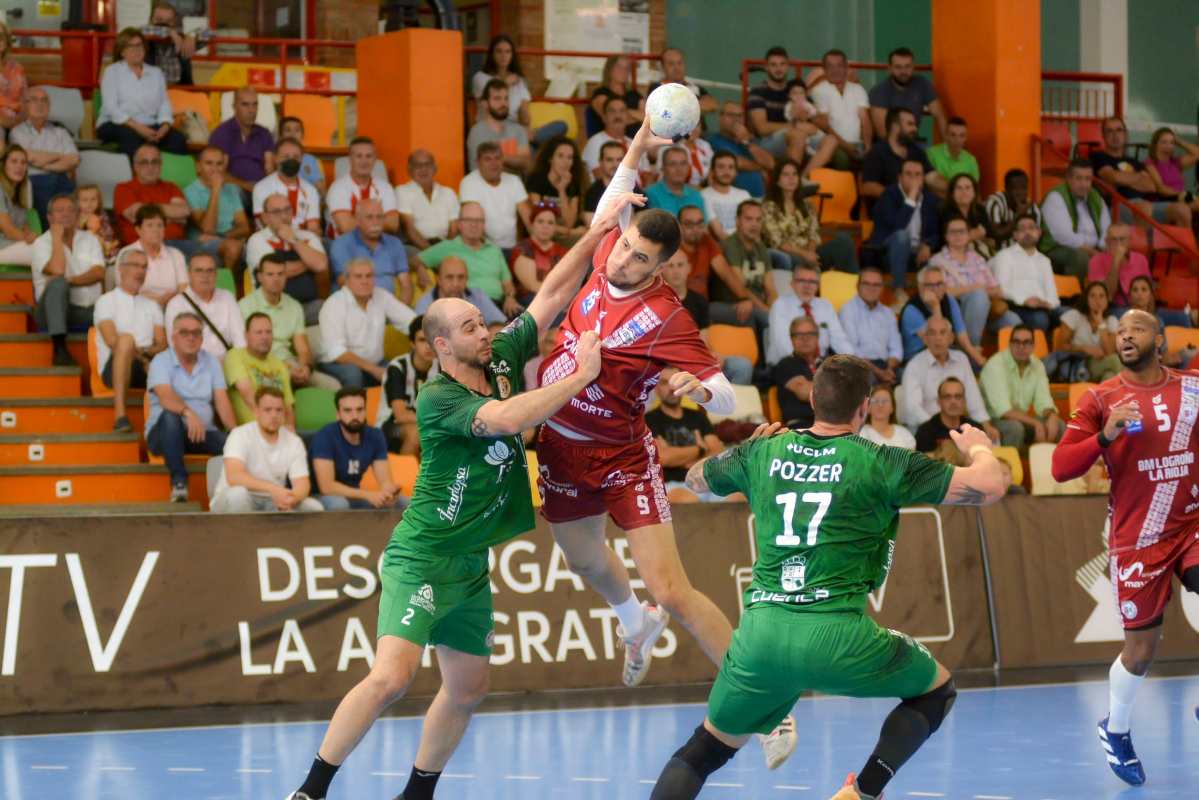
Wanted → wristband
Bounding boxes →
[1097,430,1113,448]
[967,444,991,460]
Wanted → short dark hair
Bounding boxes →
[822,48,847,63]
[335,387,367,408]
[631,208,681,262]
[659,46,682,62]
[711,150,737,169]
[348,135,375,149]
[859,265,885,278]
[888,46,915,62]
[255,385,285,403]
[135,203,166,226]
[811,355,872,425]
[1013,211,1039,227]
[937,376,964,397]
[1066,157,1093,176]
[900,156,926,173]
[408,314,424,340]
[941,211,970,234]
[601,95,628,114]
[244,311,271,331]
[257,250,291,273]
[1008,324,1035,342]
[599,140,626,160]
[947,116,967,128]
[885,106,914,133]
[476,141,502,161]
[482,78,509,102]
[279,114,303,132]
[678,204,704,221]
[1003,167,1029,186]
[735,199,761,218]
[765,46,789,60]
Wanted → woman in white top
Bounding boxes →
[127,204,187,308]
[859,384,916,450]
[1057,280,1121,382]
[470,34,566,145]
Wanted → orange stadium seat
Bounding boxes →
[708,324,759,366]
[283,94,339,146]
[1164,326,1199,353]
[1054,274,1081,300]
[167,88,213,129]
[365,385,382,426]
[807,168,858,226]
[997,327,1049,360]
[87,327,110,398]
[765,386,783,424]
[1069,382,1097,412]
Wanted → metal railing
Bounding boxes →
[462,45,659,106]
[1041,70,1123,122]
[738,58,933,109]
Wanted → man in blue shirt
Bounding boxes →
[310,387,405,510]
[146,312,238,502]
[706,102,773,198]
[412,256,506,326]
[898,264,984,369]
[329,198,413,301]
[645,146,706,219]
[837,266,903,384]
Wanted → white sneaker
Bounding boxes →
[284,793,314,800]
[757,714,798,770]
[617,602,670,687]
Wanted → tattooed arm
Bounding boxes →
[942,425,1007,506]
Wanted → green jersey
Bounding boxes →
[704,431,953,614]
[387,312,539,557]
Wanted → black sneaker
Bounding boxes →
[113,415,133,433]
[52,346,76,367]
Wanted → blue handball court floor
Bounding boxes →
[2,675,1197,799]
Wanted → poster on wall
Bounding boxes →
[543,0,650,94]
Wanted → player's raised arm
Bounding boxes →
[593,117,673,230]
[942,425,1007,506]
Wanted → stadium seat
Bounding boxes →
[708,324,759,366]
[206,455,224,499]
[1051,324,1071,353]
[384,327,411,361]
[167,88,213,129]
[364,385,382,425]
[1156,273,1198,312]
[708,384,764,424]
[215,268,236,296]
[282,94,338,146]
[294,386,337,433]
[807,168,858,226]
[1164,326,1199,353]
[997,327,1049,359]
[765,386,782,424]
[992,445,1023,487]
[528,101,579,142]
[219,90,279,132]
[1028,442,1089,495]
[1068,382,1096,412]
[526,449,542,507]
[37,86,85,139]
[1054,274,1081,300]
[387,453,420,496]
[333,157,390,182]
[77,150,132,208]
[1040,120,1071,163]
[305,325,322,360]
[161,152,197,192]
[1072,120,1103,158]
[86,327,110,398]
[819,270,858,312]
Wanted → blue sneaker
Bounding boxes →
[1098,716,1146,786]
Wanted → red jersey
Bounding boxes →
[113,180,187,245]
[1062,369,1199,553]
[538,227,721,445]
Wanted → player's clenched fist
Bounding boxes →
[949,423,993,460]
[1103,400,1142,441]
[574,330,603,381]
[669,369,711,403]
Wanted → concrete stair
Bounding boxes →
[0,304,30,333]
[0,272,34,306]
[0,432,141,466]
[0,366,83,397]
[0,398,144,434]
[0,333,88,367]
[0,462,209,505]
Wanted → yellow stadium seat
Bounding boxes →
[1165,325,1199,353]
[1068,382,1096,412]
[819,270,859,312]
[807,168,859,226]
[528,101,579,141]
[708,324,759,366]
[997,327,1049,360]
[1028,442,1085,495]
[1054,274,1082,300]
[526,449,542,507]
[765,386,783,424]
[384,327,411,361]
[992,445,1023,487]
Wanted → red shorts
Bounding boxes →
[536,426,671,530]
[1110,527,1199,630]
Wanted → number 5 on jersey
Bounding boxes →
[775,491,832,547]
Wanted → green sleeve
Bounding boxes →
[1032,361,1055,415]
[703,440,754,497]
[881,445,954,507]
[979,356,1011,419]
[223,350,248,386]
[490,312,539,376]
[419,240,451,269]
[416,379,490,438]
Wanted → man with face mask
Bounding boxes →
[311,387,404,511]
[466,79,530,173]
[252,137,322,234]
[867,46,948,141]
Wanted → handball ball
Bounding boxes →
[645,83,701,142]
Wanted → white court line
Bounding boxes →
[639,779,657,784]
[236,768,271,773]
[167,767,205,772]
[504,775,541,780]
[30,765,67,770]
[441,773,475,778]
[99,766,136,772]
[571,777,610,782]
[708,783,744,788]
[775,786,811,791]
[369,771,408,777]
[974,795,1013,800]
[908,793,945,798]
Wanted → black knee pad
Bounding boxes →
[1182,565,1199,595]
[673,724,738,779]
[901,678,957,734]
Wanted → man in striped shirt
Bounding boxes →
[985,168,1042,249]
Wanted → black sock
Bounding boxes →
[650,725,738,800]
[858,680,957,797]
[297,754,340,799]
[398,765,441,800]
[51,334,66,350]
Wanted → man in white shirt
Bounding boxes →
[252,137,322,234]
[767,264,854,365]
[94,248,167,432]
[1038,158,1110,280]
[165,252,245,362]
[210,386,322,513]
[325,136,398,236]
[990,212,1061,334]
[808,48,873,168]
[246,192,329,318]
[395,149,459,250]
[458,141,531,251]
[317,258,416,387]
[30,193,104,366]
[10,87,80,226]
[898,316,999,443]
[701,152,751,240]
[582,96,633,176]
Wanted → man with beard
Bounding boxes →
[984,169,1042,248]
[466,78,530,173]
[867,47,948,141]
[747,46,807,163]
[1052,309,1199,787]
[311,387,405,510]
[862,107,943,201]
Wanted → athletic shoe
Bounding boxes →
[1098,716,1146,786]
[616,602,669,687]
[825,773,863,800]
[757,714,798,770]
[113,415,132,433]
[283,793,315,800]
[169,483,189,503]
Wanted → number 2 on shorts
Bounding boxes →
[775,491,832,547]
[401,608,415,626]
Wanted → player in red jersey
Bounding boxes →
[537,117,797,769]
[1052,309,1199,786]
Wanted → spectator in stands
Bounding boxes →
[808,49,872,169]
[646,146,705,218]
[75,185,119,259]
[767,264,853,365]
[747,46,806,163]
[648,47,717,114]
[245,192,328,315]
[184,146,250,269]
[396,149,459,250]
[587,54,644,138]
[859,384,915,449]
[1125,274,1196,331]
[772,315,822,429]
[165,251,244,361]
[761,157,858,272]
[1057,281,1121,382]
[707,102,773,199]
[942,173,994,258]
[459,142,531,258]
[581,141,624,226]
[239,252,333,390]
[659,127,713,187]
[278,116,325,192]
[10,88,78,226]
[913,376,994,455]
[985,168,1041,249]
[412,255,506,325]
[1091,116,1189,227]
[899,316,997,439]
[467,79,530,174]
[866,157,939,296]
[96,28,188,158]
[325,136,398,236]
[715,201,774,336]
[1039,158,1110,280]
[1086,223,1150,311]
[252,137,321,234]
[223,311,294,426]
[838,266,902,385]
[31,193,104,365]
[862,108,942,201]
[510,202,566,305]
[0,144,34,265]
[980,324,1063,449]
[146,312,235,502]
[379,315,438,454]
[701,152,750,241]
[1144,127,1199,217]
[930,214,1016,347]
[145,1,197,86]
[95,248,167,432]
[317,258,415,387]
[471,34,565,146]
[0,22,28,144]
[210,386,321,513]
[114,143,191,247]
[926,116,979,183]
[429,197,521,314]
[525,136,587,237]
[867,46,948,141]
[647,367,724,501]
[582,97,633,177]
[312,387,404,511]
[660,247,752,385]
[329,198,411,301]
[120,204,187,307]
[992,212,1061,335]
[678,202,727,299]
[899,264,983,366]
[779,78,840,177]
[208,87,275,196]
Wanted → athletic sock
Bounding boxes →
[51,333,66,348]
[399,765,441,800]
[613,594,646,637]
[1108,656,1144,733]
[853,782,880,800]
[297,754,340,799]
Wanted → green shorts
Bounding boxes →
[377,548,493,657]
[708,606,938,736]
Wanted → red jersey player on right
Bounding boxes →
[1052,309,1199,787]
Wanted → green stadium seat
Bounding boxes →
[161,152,197,192]
[294,387,337,433]
[215,268,236,296]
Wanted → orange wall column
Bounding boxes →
[356,29,465,188]
[931,0,1041,195]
